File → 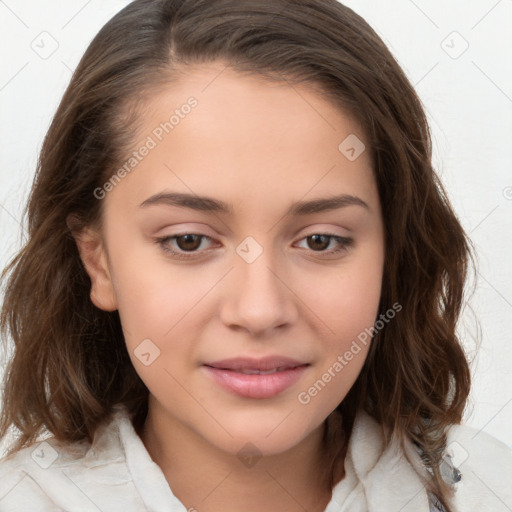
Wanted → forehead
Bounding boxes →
[141,62,368,151]
[106,62,377,215]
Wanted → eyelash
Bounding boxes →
[155,233,353,260]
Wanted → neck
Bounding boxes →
[137,403,341,512]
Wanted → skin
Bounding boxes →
[74,61,385,512]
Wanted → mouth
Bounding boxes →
[202,356,310,399]
[204,356,308,372]
[219,367,293,375]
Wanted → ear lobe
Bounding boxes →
[69,221,118,312]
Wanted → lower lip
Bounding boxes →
[202,365,309,399]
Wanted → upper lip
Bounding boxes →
[204,356,309,372]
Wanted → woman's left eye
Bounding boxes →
[155,233,353,260]
[295,234,353,256]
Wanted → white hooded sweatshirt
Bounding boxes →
[0,404,511,511]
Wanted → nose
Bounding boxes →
[219,245,299,337]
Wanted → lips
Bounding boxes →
[202,356,309,399]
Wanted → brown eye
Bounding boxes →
[156,233,214,259]
[295,233,353,257]
[306,234,330,251]
[175,234,203,251]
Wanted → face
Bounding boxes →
[76,62,385,457]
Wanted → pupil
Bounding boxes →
[308,234,329,251]
[178,234,201,251]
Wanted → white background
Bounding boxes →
[1,0,511,451]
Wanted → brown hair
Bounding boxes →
[1,0,472,508]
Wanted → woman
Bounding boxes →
[1,1,511,511]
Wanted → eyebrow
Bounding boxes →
[139,191,370,216]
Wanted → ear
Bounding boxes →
[68,216,118,312]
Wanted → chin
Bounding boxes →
[201,413,320,458]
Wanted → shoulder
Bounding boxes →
[345,409,512,512]
[0,405,144,512]
[0,434,88,510]
[444,422,512,512]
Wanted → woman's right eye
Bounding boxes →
[155,234,215,259]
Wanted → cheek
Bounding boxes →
[106,243,216,374]
[105,227,199,337]
[295,282,376,415]
[293,252,383,343]
[292,252,382,406]
[112,264,177,338]
[111,259,200,393]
